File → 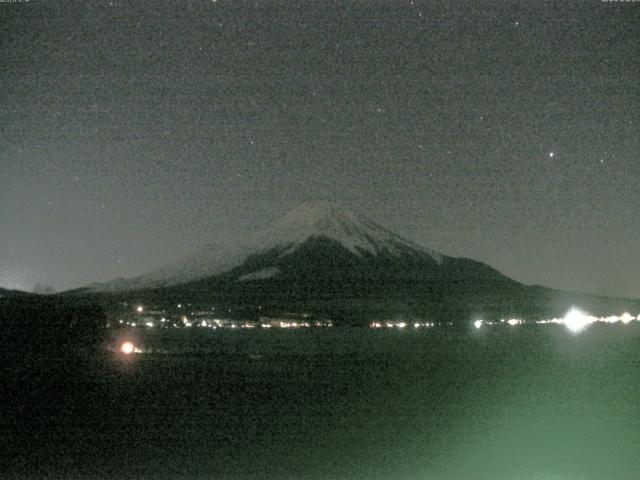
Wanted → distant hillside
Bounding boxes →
[0,287,32,298]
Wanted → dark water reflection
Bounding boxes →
[5,325,640,479]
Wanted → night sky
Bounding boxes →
[1,0,639,297]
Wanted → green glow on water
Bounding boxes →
[13,324,640,480]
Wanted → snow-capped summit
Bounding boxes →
[89,201,443,292]
[251,200,443,260]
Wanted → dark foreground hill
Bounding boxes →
[0,295,106,357]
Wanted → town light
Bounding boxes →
[120,341,135,355]
[563,308,591,333]
[620,312,634,324]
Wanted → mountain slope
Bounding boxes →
[80,201,640,323]
[0,287,32,299]
[90,200,446,292]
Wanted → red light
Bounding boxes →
[120,341,135,354]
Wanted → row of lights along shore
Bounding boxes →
[473,308,639,334]
[118,307,639,356]
[126,305,638,335]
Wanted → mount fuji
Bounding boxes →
[80,201,639,323]
[89,200,503,292]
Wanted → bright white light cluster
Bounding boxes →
[473,318,523,328]
[369,321,436,329]
[472,308,639,334]
[562,308,594,333]
[536,309,638,333]
[278,321,311,328]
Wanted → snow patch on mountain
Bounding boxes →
[237,267,280,282]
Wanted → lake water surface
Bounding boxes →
[6,325,640,480]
